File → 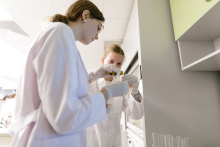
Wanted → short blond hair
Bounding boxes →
[104,44,125,59]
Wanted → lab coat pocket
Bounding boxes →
[31,133,82,147]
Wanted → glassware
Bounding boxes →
[152,133,189,147]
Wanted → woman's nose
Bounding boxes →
[114,63,119,68]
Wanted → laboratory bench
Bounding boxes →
[0,128,12,147]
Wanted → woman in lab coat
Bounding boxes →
[8,1,130,147]
[87,44,144,147]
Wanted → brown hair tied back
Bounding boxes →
[50,0,105,25]
[50,14,69,24]
[65,0,104,22]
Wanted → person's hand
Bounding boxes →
[89,64,121,82]
[101,81,129,101]
[120,74,139,94]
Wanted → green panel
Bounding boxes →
[170,0,219,40]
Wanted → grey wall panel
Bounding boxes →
[137,0,220,147]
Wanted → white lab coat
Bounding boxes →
[87,78,144,147]
[8,22,107,147]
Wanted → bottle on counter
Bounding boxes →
[6,113,12,125]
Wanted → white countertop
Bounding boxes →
[0,128,11,137]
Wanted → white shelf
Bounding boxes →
[126,128,144,147]
[177,1,220,71]
[127,122,144,138]
[182,48,220,71]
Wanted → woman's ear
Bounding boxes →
[101,58,105,65]
[82,10,90,21]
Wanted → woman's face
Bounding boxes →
[102,52,124,69]
[81,18,103,45]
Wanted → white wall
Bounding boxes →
[137,0,220,147]
[121,0,139,72]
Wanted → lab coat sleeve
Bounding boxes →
[33,23,106,135]
[122,91,144,119]
[88,81,98,95]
